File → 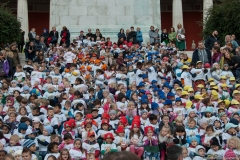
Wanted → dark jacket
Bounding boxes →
[226,55,240,70]
[204,35,218,50]
[28,32,35,41]
[49,30,59,41]
[7,56,13,75]
[86,33,94,38]
[118,32,126,40]
[11,49,20,67]
[192,48,212,65]
[60,30,70,47]
[128,31,137,44]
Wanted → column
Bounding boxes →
[172,0,183,28]
[17,0,29,34]
[203,0,213,21]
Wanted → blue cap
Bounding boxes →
[23,86,30,91]
[142,74,148,79]
[139,89,145,94]
[163,99,172,105]
[49,57,54,61]
[167,92,175,97]
[205,107,213,113]
[163,83,171,89]
[138,82,145,87]
[151,102,159,110]
[151,80,157,84]
[153,88,160,92]
[175,97,182,102]
[141,100,148,104]
[141,95,148,101]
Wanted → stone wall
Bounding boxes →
[50,0,160,43]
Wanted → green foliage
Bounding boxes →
[0,3,21,46]
[201,0,240,45]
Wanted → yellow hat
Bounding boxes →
[194,94,203,100]
[224,99,230,108]
[188,88,194,92]
[218,100,225,104]
[235,84,240,88]
[210,82,216,86]
[182,91,189,96]
[183,85,191,91]
[72,71,79,76]
[176,87,182,91]
[212,86,218,90]
[197,84,204,88]
[233,90,240,95]
[185,100,193,109]
[221,84,228,88]
[211,90,218,100]
[231,99,240,105]
[230,77,236,81]
[182,65,189,69]
[196,61,202,64]
[220,76,227,79]
[208,78,214,82]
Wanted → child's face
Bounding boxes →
[198,148,205,157]
[52,137,60,143]
[2,126,9,134]
[141,113,148,119]
[22,153,32,160]
[74,140,81,149]
[175,101,181,106]
[9,139,17,146]
[91,111,98,118]
[11,82,17,87]
[102,124,108,130]
[214,121,221,128]
[87,154,95,160]
[48,110,54,117]
[65,126,71,132]
[105,137,113,143]
[110,114,116,120]
[182,149,188,158]
[191,140,198,147]
[211,145,219,152]
[206,112,211,117]
[162,116,169,124]
[54,106,61,113]
[75,114,82,121]
[189,112,196,118]
[229,140,236,149]
[62,151,69,160]
[64,138,72,144]
[129,105,135,110]
[9,114,16,121]
[6,100,12,106]
[29,144,36,152]
[161,128,169,136]
[188,121,196,128]
[52,145,59,153]
[147,131,153,137]
[43,129,49,136]
[150,119,157,125]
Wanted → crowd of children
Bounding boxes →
[0,29,240,160]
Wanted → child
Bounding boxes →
[101,133,117,156]
[173,126,188,147]
[61,120,76,139]
[22,148,32,160]
[181,65,193,87]
[69,139,86,160]
[207,137,225,159]
[14,150,22,160]
[43,108,58,134]
[144,114,159,133]
[109,110,119,130]
[30,63,42,86]
[185,119,200,144]
[53,103,67,127]
[225,136,240,158]
[158,125,173,160]
[82,131,100,159]
[202,125,217,150]
[22,139,37,160]
[97,119,114,146]
[129,121,144,158]
[222,123,238,146]
[58,149,71,160]
[37,125,53,159]
[125,101,137,125]
[14,64,26,85]
[58,133,74,150]
[44,142,60,160]
[193,145,206,160]
[4,135,23,154]
[182,146,191,160]
[188,136,200,158]
[114,126,129,152]
[142,126,159,160]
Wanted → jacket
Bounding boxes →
[204,35,218,50]
[128,31,137,44]
[11,49,20,67]
[149,30,155,44]
[136,31,143,42]
[60,30,70,47]
[118,32,126,40]
[192,48,212,65]
[0,59,9,76]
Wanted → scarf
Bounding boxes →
[212,52,221,63]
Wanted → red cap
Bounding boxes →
[119,45,123,49]
[204,63,211,68]
[101,119,109,125]
[144,126,154,135]
[85,114,93,119]
[87,131,95,137]
[102,113,110,120]
[116,126,125,134]
[64,121,72,128]
[123,41,128,44]
[119,116,128,126]
[92,54,97,57]
[133,116,141,120]
[104,133,114,140]
[131,121,140,128]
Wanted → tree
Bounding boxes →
[0,3,21,47]
[201,0,240,45]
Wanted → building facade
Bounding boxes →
[2,0,213,50]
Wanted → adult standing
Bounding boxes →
[48,26,59,46]
[86,28,94,39]
[9,43,20,76]
[28,28,36,41]
[136,27,143,46]
[39,37,48,53]
[1,49,13,78]
[40,28,49,44]
[24,41,36,61]
[128,26,137,44]
[60,26,70,47]
[176,23,186,51]
[224,50,240,81]
[34,35,41,51]
[168,27,176,44]
[204,30,218,51]
[18,29,25,52]
[118,28,126,40]
[149,26,155,45]
[94,28,102,41]
[192,41,211,65]
[155,28,161,44]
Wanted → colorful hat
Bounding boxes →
[144,126,154,135]
[182,65,189,69]
[225,123,238,131]
[119,116,128,126]
[116,126,125,134]
[188,88,194,92]
[185,101,193,109]
[231,99,240,105]
[104,133,114,140]
[182,91,189,96]
[101,119,109,126]
[221,84,228,88]
[85,114,93,119]
[194,94,203,100]
[151,102,159,110]
[44,125,53,134]
[230,77,236,81]
[87,131,95,137]
[220,76,227,79]
[102,113,110,120]
[224,149,236,160]
[197,84,204,88]
[23,139,36,148]
[18,123,28,132]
